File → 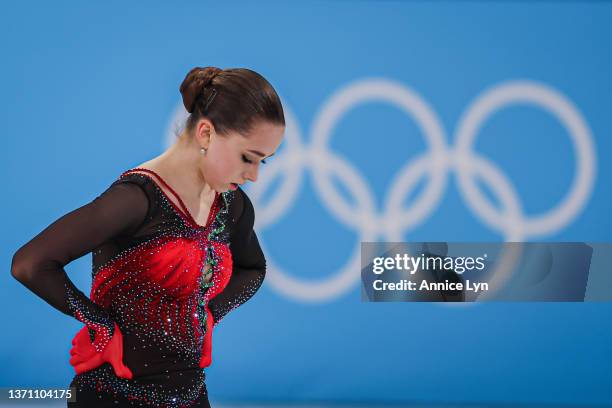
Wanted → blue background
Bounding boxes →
[2,1,611,406]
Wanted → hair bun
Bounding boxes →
[179,66,223,113]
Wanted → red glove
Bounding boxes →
[198,308,214,368]
[69,322,133,379]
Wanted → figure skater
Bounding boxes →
[11,66,285,407]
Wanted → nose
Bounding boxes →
[244,165,259,183]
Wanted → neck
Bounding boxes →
[158,131,215,198]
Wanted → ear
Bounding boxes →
[194,118,216,149]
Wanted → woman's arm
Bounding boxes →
[10,180,149,352]
[208,188,266,326]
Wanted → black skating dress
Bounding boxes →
[11,168,266,407]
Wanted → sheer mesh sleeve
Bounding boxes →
[209,188,266,326]
[10,179,150,352]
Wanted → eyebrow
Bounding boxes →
[247,149,275,158]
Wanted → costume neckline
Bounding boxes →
[121,167,220,230]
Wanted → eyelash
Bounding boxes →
[242,155,267,164]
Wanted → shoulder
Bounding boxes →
[103,171,161,214]
[110,171,160,199]
[225,186,255,230]
[113,170,152,186]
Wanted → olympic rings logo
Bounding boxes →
[166,78,597,303]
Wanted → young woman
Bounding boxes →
[11,66,285,407]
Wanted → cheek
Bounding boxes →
[206,147,240,182]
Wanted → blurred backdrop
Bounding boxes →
[2,1,611,407]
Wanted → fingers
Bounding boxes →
[69,347,95,367]
[70,341,96,359]
[71,327,92,351]
[199,354,211,368]
[73,354,103,375]
[108,339,133,379]
[73,337,96,357]
[106,338,132,379]
[70,347,95,361]
[70,352,99,371]
[69,354,84,367]
[71,332,83,346]
[71,327,85,346]
[69,340,98,371]
[104,323,133,380]
[111,362,133,380]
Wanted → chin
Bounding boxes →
[216,183,232,193]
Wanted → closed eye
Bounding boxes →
[242,154,267,164]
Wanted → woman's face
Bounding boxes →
[199,120,285,193]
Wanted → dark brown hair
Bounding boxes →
[179,66,285,137]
